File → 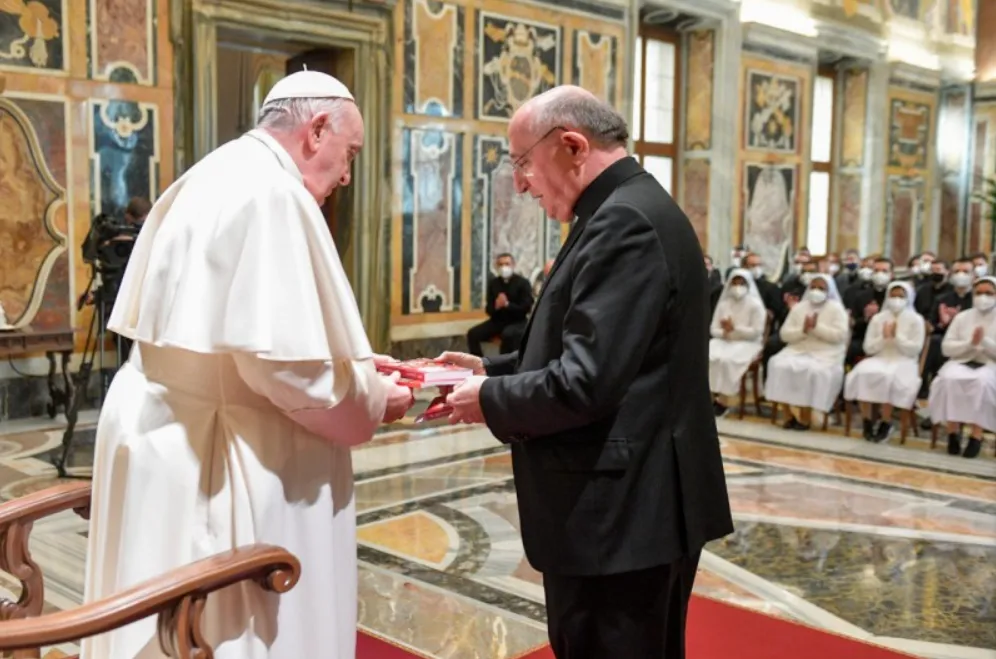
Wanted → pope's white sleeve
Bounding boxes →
[231,354,389,447]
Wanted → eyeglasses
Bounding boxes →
[510,126,566,173]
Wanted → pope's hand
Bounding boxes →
[446,375,487,424]
[382,371,415,423]
[436,351,486,376]
[373,353,399,367]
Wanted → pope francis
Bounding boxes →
[80,72,414,658]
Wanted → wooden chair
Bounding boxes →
[843,326,932,442]
[0,481,300,658]
[738,311,774,420]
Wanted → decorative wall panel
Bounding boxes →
[885,176,924,265]
[403,0,463,117]
[401,127,463,314]
[470,135,551,308]
[0,96,69,330]
[0,0,66,72]
[744,68,800,153]
[90,99,159,218]
[684,30,714,151]
[939,180,960,259]
[836,173,863,252]
[682,158,710,248]
[742,163,797,275]
[476,11,561,122]
[840,69,867,168]
[967,103,996,253]
[571,30,616,105]
[936,89,969,260]
[89,0,155,85]
[887,98,931,169]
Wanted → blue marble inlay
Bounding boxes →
[90,100,158,218]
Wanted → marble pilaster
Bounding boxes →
[862,59,890,254]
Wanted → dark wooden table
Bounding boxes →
[0,329,76,419]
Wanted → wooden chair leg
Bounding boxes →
[844,400,852,437]
[738,372,747,420]
[752,365,762,417]
[900,409,910,445]
[821,406,829,432]
[771,402,779,425]
[930,423,938,449]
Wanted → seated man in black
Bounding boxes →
[762,259,815,378]
[846,257,893,366]
[467,252,534,356]
[920,257,976,399]
[914,259,951,318]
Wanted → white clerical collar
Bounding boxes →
[246,129,304,183]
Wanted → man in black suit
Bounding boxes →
[438,86,733,658]
[467,252,535,356]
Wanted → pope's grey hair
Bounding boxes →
[256,97,353,132]
[530,92,629,146]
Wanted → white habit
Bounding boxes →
[80,128,390,658]
[709,268,767,396]
[765,274,849,412]
[927,284,996,432]
[844,282,925,409]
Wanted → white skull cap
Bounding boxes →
[262,69,355,105]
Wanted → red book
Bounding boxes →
[376,358,473,387]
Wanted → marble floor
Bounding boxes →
[0,408,994,659]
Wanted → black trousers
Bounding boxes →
[846,337,865,367]
[466,319,526,356]
[543,552,701,659]
[919,333,947,398]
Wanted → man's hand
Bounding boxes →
[495,292,509,309]
[373,353,399,367]
[939,304,954,327]
[436,351,486,376]
[446,375,487,424]
[784,293,799,309]
[972,326,984,346]
[864,300,879,320]
[382,371,415,423]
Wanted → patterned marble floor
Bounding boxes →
[0,410,994,659]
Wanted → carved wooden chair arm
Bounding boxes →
[0,481,92,527]
[0,544,301,657]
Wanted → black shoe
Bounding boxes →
[713,401,728,417]
[947,433,962,456]
[920,417,933,431]
[862,419,875,440]
[963,438,982,459]
[783,418,808,431]
[873,422,893,443]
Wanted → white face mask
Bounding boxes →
[828,263,840,276]
[751,266,765,280]
[872,271,891,289]
[975,294,996,312]
[976,264,990,278]
[800,272,815,286]
[499,265,513,279]
[731,256,743,267]
[886,297,907,314]
[951,272,973,289]
[791,263,803,274]
[729,284,748,300]
[807,289,828,305]
[858,267,873,281]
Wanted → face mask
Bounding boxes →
[807,289,828,305]
[801,273,815,286]
[845,262,858,271]
[976,264,989,278]
[731,256,743,267]
[920,262,933,274]
[791,263,803,274]
[859,267,873,281]
[751,266,765,280]
[730,285,747,300]
[930,272,946,284]
[975,294,996,312]
[951,272,972,289]
[872,272,891,289]
[499,265,513,279]
[886,297,907,314]
[828,263,840,276]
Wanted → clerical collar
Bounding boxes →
[572,156,644,222]
[246,129,304,183]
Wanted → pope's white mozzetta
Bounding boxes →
[80,72,401,659]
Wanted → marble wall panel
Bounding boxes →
[840,69,867,168]
[743,68,801,154]
[90,99,159,218]
[470,135,550,308]
[0,96,69,331]
[967,104,995,253]
[0,0,65,72]
[742,163,796,274]
[683,158,710,248]
[401,127,463,314]
[938,180,960,259]
[89,0,154,85]
[403,0,463,117]
[888,98,931,170]
[836,173,863,252]
[885,176,924,265]
[571,30,616,105]
[476,11,561,122]
[684,30,714,151]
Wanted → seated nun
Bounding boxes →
[843,281,926,442]
[709,268,767,414]
[927,276,996,459]
[765,273,849,430]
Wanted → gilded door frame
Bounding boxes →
[170,0,394,349]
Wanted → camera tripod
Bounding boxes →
[51,275,123,478]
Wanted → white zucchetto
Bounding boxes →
[262,70,355,105]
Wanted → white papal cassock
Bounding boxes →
[80,129,391,659]
[844,282,925,409]
[927,279,996,432]
[765,274,849,413]
[709,268,767,396]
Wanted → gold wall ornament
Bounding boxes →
[0,0,60,67]
[479,15,559,120]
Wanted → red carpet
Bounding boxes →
[357,595,915,658]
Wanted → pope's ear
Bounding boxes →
[306,111,332,149]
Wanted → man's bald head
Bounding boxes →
[508,85,630,222]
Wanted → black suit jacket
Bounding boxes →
[486,273,534,325]
[478,157,734,577]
